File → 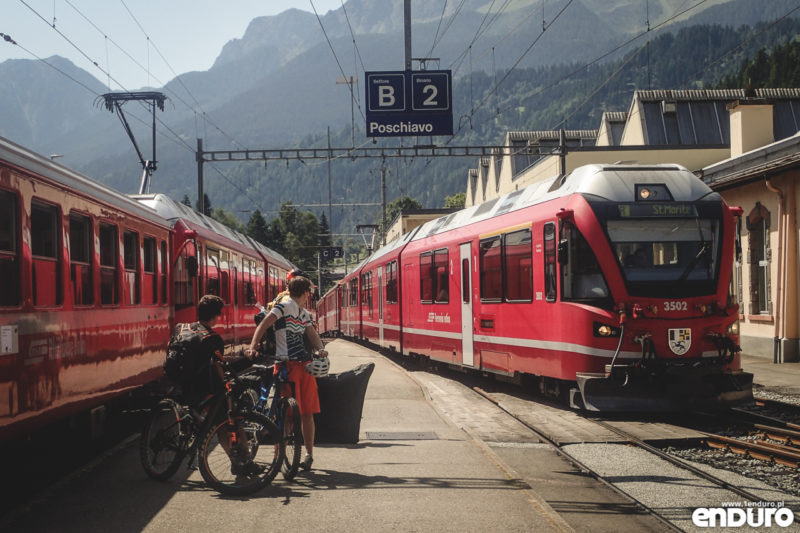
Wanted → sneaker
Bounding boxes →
[299,454,313,471]
[231,460,264,477]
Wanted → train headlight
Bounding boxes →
[726,320,740,336]
[594,322,621,337]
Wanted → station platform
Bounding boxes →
[741,352,800,395]
[1,338,669,533]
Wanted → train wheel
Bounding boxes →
[139,399,190,481]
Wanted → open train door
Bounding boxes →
[459,242,474,367]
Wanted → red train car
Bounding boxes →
[0,136,296,441]
[0,137,173,440]
[319,164,753,411]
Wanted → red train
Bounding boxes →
[319,164,754,411]
[0,136,293,442]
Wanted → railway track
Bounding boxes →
[471,386,778,532]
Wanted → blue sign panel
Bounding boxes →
[366,73,405,112]
[365,70,453,137]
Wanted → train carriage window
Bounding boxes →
[560,223,609,305]
[268,266,279,302]
[361,271,373,318]
[504,229,533,302]
[160,241,167,305]
[350,280,357,307]
[242,258,257,305]
[69,213,93,306]
[219,250,230,303]
[0,191,20,306]
[99,223,118,305]
[434,249,449,303]
[385,260,398,304]
[479,237,502,302]
[31,201,62,306]
[143,237,157,305]
[544,223,557,302]
[206,248,220,296]
[419,252,434,302]
[123,231,140,305]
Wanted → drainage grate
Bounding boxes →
[365,431,438,440]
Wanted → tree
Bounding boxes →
[318,212,332,248]
[444,192,466,209]
[181,194,192,207]
[196,193,212,216]
[246,209,269,245]
[209,207,244,232]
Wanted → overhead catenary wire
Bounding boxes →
[309,0,365,121]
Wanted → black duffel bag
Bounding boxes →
[314,363,375,444]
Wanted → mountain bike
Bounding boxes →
[244,356,303,480]
[139,362,285,495]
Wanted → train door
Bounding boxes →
[378,265,384,347]
[459,242,474,367]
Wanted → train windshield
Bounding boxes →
[606,217,720,297]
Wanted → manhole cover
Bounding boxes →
[365,431,438,440]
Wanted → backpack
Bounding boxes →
[254,309,276,358]
[163,323,212,383]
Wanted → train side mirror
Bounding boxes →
[186,256,198,277]
[557,239,569,265]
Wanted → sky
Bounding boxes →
[1,0,343,90]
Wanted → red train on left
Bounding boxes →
[0,136,294,442]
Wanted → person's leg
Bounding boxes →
[301,412,315,457]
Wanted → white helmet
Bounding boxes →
[305,357,330,378]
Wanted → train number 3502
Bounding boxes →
[664,301,688,311]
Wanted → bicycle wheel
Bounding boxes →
[198,411,284,496]
[280,397,302,480]
[139,399,190,481]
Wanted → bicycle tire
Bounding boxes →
[198,411,284,496]
[139,399,190,481]
[280,397,302,480]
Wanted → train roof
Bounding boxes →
[0,135,169,228]
[407,163,717,244]
[133,193,293,269]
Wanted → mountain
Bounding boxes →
[0,0,798,237]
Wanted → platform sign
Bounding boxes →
[320,247,344,260]
[366,70,452,137]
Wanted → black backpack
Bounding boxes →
[254,309,277,357]
[163,323,212,383]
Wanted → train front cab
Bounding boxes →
[557,183,753,411]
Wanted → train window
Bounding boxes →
[99,223,118,305]
[243,258,257,305]
[434,249,448,304]
[0,191,20,306]
[269,266,279,302]
[504,229,532,302]
[69,213,93,306]
[419,252,434,302]
[31,201,62,306]
[143,237,157,305]
[479,237,502,302]
[385,260,398,304]
[160,241,167,305]
[174,242,195,308]
[544,223,557,302]
[123,231,140,305]
[560,223,609,305]
[350,280,357,307]
[461,258,470,304]
[206,248,220,296]
[219,250,230,303]
[361,271,372,317]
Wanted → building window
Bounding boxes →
[99,223,118,305]
[69,213,93,306]
[31,201,62,306]
[747,203,771,315]
[0,191,20,306]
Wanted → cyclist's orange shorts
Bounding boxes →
[282,360,320,415]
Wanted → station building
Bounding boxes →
[463,88,800,362]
